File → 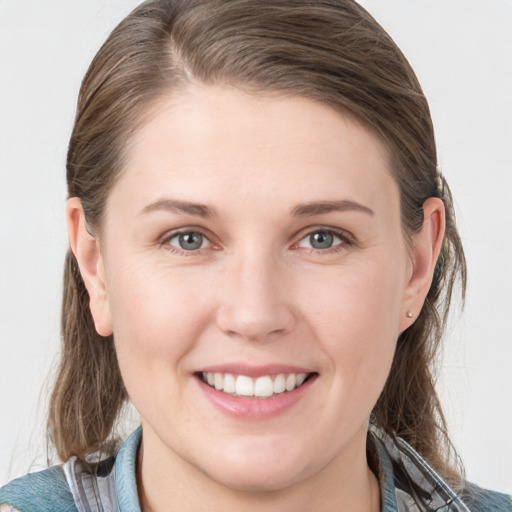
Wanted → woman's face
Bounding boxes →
[85,86,424,491]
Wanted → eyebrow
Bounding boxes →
[291,200,374,217]
[139,198,374,218]
[139,199,216,218]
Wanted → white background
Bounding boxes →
[1,0,511,493]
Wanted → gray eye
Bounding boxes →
[309,231,334,249]
[176,232,204,250]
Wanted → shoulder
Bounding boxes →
[0,465,77,512]
[369,426,512,511]
[461,482,512,512]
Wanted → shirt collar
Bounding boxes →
[115,426,142,512]
[369,424,471,512]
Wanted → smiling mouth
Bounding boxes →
[198,371,316,398]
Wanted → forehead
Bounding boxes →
[112,85,397,216]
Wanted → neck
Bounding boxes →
[137,428,380,512]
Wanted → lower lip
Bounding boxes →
[196,375,317,420]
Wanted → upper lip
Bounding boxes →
[196,363,315,378]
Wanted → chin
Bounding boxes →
[199,443,313,493]
[212,466,306,493]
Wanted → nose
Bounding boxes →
[215,253,296,342]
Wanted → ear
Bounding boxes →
[400,197,446,331]
[66,197,112,337]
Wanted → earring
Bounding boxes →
[406,311,414,318]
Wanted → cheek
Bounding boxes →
[104,259,214,392]
[303,256,404,334]
[106,268,220,429]
[300,256,406,388]
[108,256,210,335]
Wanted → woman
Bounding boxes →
[1,0,510,510]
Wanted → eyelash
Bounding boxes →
[160,226,355,256]
[293,227,354,254]
[160,229,217,256]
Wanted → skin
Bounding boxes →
[68,85,445,512]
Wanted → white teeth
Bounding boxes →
[214,373,223,390]
[296,373,307,386]
[236,375,254,396]
[254,376,274,397]
[201,371,311,398]
[273,374,286,393]
[285,374,296,391]
[223,373,236,394]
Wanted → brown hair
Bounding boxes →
[48,0,466,485]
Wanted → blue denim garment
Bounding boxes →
[1,426,511,511]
